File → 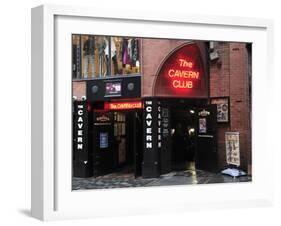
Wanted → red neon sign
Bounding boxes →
[104,101,143,110]
[167,58,200,89]
[154,43,207,97]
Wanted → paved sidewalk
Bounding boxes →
[72,169,251,190]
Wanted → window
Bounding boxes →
[72,34,141,79]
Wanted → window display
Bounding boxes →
[81,35,95,78]
[73,35,140,79]
[96,36,110,77]
[72,35,81,78]
[111,37,123,75]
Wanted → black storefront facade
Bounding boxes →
[73,41,222,179]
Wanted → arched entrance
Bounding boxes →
[142,42,218,177]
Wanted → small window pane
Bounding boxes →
[73,35,141,79]
[96,36,110,77]
[122,38,140,75]
[72,35,81,78]
[81,35,95,78]
[111,37,123,75]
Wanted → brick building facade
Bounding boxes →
[72,37,251,178]
[209,42,251,172]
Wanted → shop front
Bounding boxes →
[72,35,251,180]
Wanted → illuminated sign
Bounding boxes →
[76,104,85,150]
[73,101,88,154]
[167,58,200,89]
[143,100,162,150]
[144,100,153,149]
[154,43,208,98]
[104,101,143,110]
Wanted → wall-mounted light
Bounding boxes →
[188,128,195,135]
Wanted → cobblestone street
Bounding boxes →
[72,169,251,190]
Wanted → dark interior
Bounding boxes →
[90,102,143,177]
[169,98,206,171]
[90,98,210,177]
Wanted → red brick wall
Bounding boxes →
[141,39,187,96]
[210,42,251,172]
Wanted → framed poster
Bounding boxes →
[199,118,207,133]
[225,132,240,166]
[211,97,230,123]
[99,132,109,149]
[31,4,273,221]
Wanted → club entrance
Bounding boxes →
[89,101,143,178]
[74,98,218,179]
[141,98,218,178]
[168,99,218,173]
[170,100,198,171]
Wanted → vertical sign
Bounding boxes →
[142,99,160,178]
[157,101,162,149]
[225,132,240,166]
[73,101,91,177]
[144,100,153,150]
[162,107,169,138]
[74,101,88,155]
[160,104,172,174]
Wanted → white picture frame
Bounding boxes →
[31,4,274,221]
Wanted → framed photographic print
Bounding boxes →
[211,97,230,123]
[31,4,274,221]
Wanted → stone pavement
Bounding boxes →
[72,169,252,190]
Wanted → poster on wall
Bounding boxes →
[225,132,240,166]
[99,132,109,149]
[199,118,207,133]
[211,97,230,123]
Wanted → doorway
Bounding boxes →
[113,110,143,177]
[90,103,143,178]
[170,102,197,171]
[169,98,217,173]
